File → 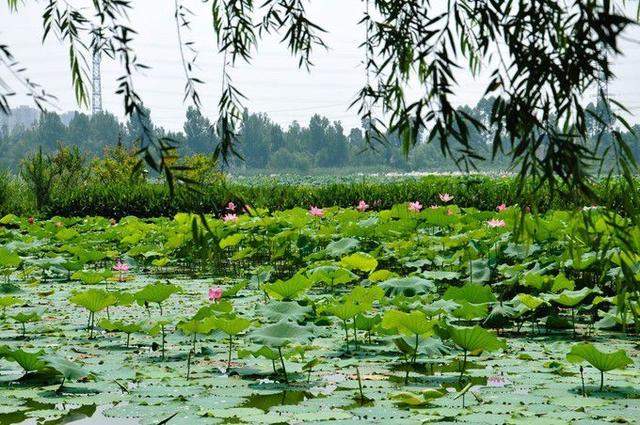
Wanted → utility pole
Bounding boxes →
[91,28,103,115]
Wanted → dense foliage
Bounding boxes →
[0,203,638,422]
[2,1,638,201]
[3,169,640,219]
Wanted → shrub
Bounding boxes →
[90,144,146,184]
[20,147,56,211]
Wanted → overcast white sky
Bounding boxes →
[2,0,640,131]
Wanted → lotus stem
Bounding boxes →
[600,370,604,391]
[356,366,365,403]
[580,366,585,396]
[187,349,193,380]
[278,347,288,384]
[227,335,233,368]
[161,324,166,360]
[459,349,468,383]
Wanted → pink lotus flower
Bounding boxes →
[209,287,223,302]
[113,260,129,282]
[408,201,423,212]
[113,260,129,272]
[447,209,454,216]
[496,203,507,212]
[222,213,238,222]
[439,193,454,203]
[28,217,35,225]
[227,201,236,211]
[487,375,510,387]
[357,200,369,212]
[309,206,324,217]
[487,218,506,228]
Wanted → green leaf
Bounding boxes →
[379,276,435,297]
[340,252,378,272]
[549,287,594,307]
[0,347,47,373]
[307,265,357,285]
[0,248,20,268]
[566,343,633,372]
[263,274,312,301]
[211,315,251,336]
[551,272,575,293]
[134,282,181,305]
[444,282,497,304]
[448,325,507,352]
[71,270,113,285]
[389,389,446,406]
[250,320,315,347]
[69,289,116,313]
[325,237,359,257]
[41,354,90,381]
[381,310,437,336]
[258,301,312,323]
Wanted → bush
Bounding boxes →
[38,174,640,218]
[90,144,146,184]
[20,147,56,211]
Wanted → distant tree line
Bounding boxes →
[1,98,635,174]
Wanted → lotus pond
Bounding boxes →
[1,204,640,424]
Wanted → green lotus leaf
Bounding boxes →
[551,272,575,293]
[0,347,47,373]
[566,343,633,372]
[258,300,312,323]
[421,270,460,281]
[211,315,251,336]
[238,345,279,361]
[469,259,491,283]
[515,293,546,310]
[448,325,507,353]
[483,304,516,329]
[134,282,181,305]
[443,282,496,304]
[325,237,360,257]
[71,270,113,285]
[423,299,460,315]
[250,320,315,347]
[379,276,435,297]
[41,354,90,381]
[0,296,21,313]
[113,291,135,306]
[11,310,41,324]
[222,280,248,298]
[381,310,437,336]
[69,289,117,313]
[368,269,397,282]
[55,228,79,241]
[263,273,312,300]
[0,247,20,268]
[98,318,142,334]
[453,300,489,320]
[549,287,594,307]
[354,313,381,331]
[307,265,358,285]
[322,300,362,321]
[389,389,446,406]
[219,233,244,249]
[339,252,378,272]
[192,301,234,319]
[177,317,217,336]
[344,285,384,310]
